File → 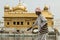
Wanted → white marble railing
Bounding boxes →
[0,33,58,40]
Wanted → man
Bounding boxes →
[27,7,48,40]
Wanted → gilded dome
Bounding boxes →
[4,5,10,8]
[13,3,27,11]
[44,5,49,10]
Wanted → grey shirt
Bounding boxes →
[32,14,47,31]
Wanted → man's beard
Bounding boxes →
[36,12,41,15]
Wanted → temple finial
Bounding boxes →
[19,0,21,4]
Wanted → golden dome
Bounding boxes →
[4,5,10,8]
[13,3,27,11]
[44,5,49,10]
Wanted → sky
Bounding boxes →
[0,0,60,21]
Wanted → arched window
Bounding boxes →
[7,22,9,25]
[33,22,34,24]
[13,22,16,25]
[21,22,23,25]
[17,22,19,25]
[27,22,29,25]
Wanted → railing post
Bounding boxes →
[22,31,24,40]
[14,33,15,40]
[54,28,58,40]
[32,35,34,40]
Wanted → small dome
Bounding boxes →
[44,5,49,10]
[4,5,10,8]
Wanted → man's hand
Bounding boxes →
[27,27,32,31]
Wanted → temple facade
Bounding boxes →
[3,3,53,30]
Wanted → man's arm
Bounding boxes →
[40,14,47,27]
[27,19,38,31]
[32,19,38,27]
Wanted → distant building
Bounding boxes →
[3,2,53,30]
